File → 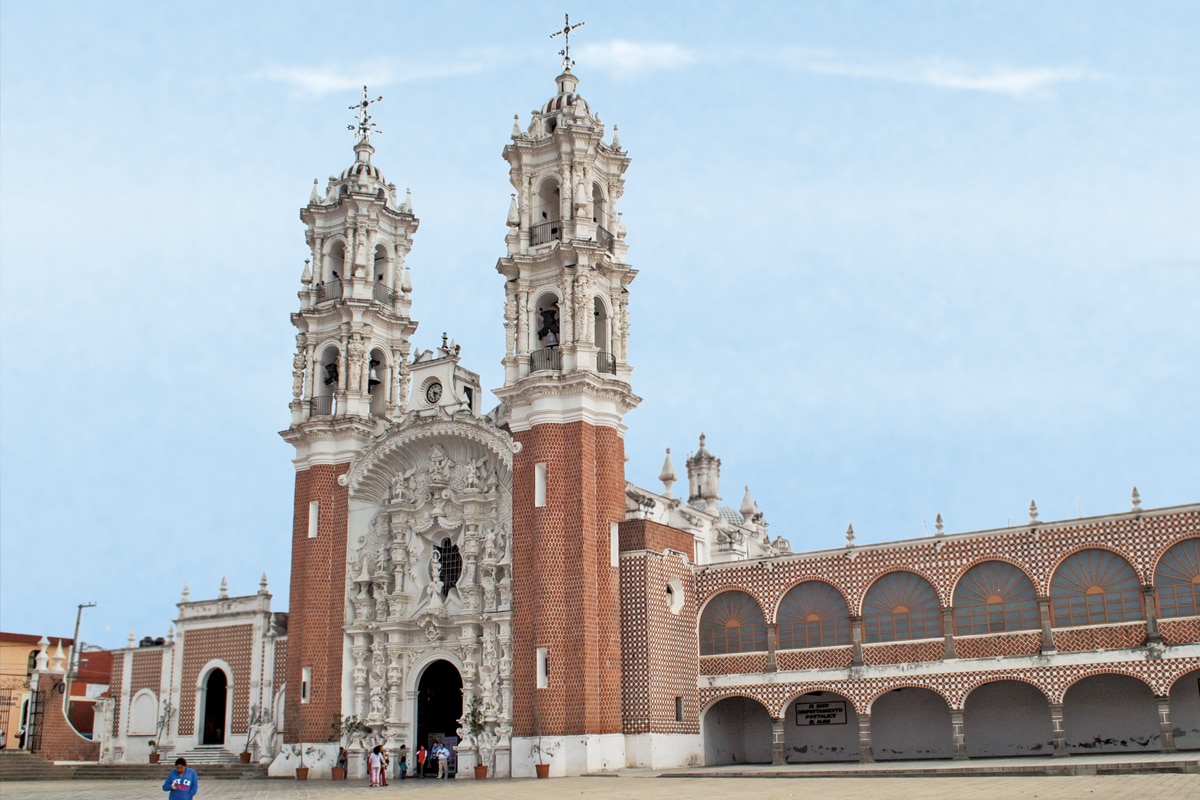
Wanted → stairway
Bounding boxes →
[0,750,76,781]
[173,745,244,765]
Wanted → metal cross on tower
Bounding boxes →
[550,13,585,71]
[348,85,383,143]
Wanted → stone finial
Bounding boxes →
[1131,486,1142,512]
[35,637,50,670]
[309,178,320,205]
[845,524,855,548]
[614,211,626,239]
[301,258,312,285]
[168,626,175,644]
[935,513,944,536]
[218,577,229,599]
[401,264,413,294]
[507,194,520,227]
[181,584,190,602]
[658,448,677,498]
[612,124,621,150]
[127,631,136,648]
[512,114,521,137]
[51,640,66,672]
[1029,500,1039,523]
[403,188,413,214]
[740,485,756,523]
[259,572,269,594]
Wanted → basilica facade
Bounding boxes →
[46,58,1199,777]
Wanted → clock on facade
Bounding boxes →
[425,381,443,404]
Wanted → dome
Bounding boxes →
[340,158,385,184]
[718,506,745,526]
[541,91,590,118]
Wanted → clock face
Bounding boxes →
[425,382,443,404]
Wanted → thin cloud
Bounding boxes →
[259,58,490,97]
[579,40,696,78]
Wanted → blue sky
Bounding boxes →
[2,1,1197,650]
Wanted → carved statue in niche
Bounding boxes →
[348,332,366,392]
[482,526,498,563]
[574,271,591,343]
[503,292,517,356]
[428,445,451,482]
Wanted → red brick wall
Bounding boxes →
[178,626,253,738]
[33,680,99,762]
[130,649,163,697]
[620,551,699,734]
[111,656,125,734]
[511,421,625,737]
[273,637,288,696]
[619,519,695,560]
[285,462,349,742]
[1053,622,1147,653]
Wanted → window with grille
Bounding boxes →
[1155,538,1200,619]
[953,561,1040,634]
[699,591,768,655]
[437,538,463,598]
[862,571,943,643]
[777,581,852,649]
[1050,549,1143,627]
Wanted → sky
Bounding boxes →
[1,1,1197,650]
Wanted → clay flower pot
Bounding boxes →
[535,763,550,779]
[295,767,309,780]
[474,764,489,779]
[239,751,252,764]
[148,753,160,764]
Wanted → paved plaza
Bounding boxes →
[2,773,1198,800]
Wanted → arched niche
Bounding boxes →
[963,680,1053,757]
[699,590,767,655]
[1050,549,1143,627]
[776,581,852,649]
[861,571,942,643]
[952,561,1039,634]
[368,347,389,417]
[326,240,346,282]
[1155,538,1200,619]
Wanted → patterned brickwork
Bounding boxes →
[178,625,253,738]
[32,683,100,762]
[620,550,699,734]
[699,653,769,676]
[285,462,349,742]
[111,655,125,734]
[776,646,854,671]
[130,649,163,696]
[699,655,1200,716]
[861,639,945,666]
[955,632,1041,660]
[1052,622,1147,653]
[273,637,288,694]
[619,518,695,560]
[511,422,625,737]
[1159,617,1200,646]
[695,507,1199,619]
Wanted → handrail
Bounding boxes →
[530,220,562,246]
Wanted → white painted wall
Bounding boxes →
[703,697,773,765]
[964,681,1054,757]
[782,692,859,762]
[871,688,953,760]
[1064,674,1159,753]
[624,733,704,768]
[1169,668,1200,751]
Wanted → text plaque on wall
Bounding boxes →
[795,700,846,726]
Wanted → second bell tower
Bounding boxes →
[495,62,640,774]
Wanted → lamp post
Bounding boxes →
[64,602,96,708]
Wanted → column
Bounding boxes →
[941,607,957,659]
[950,709,968,760]
[1038,597,1056,653]
[765,623,778,673]
[771,717,785,765]
[1144,586,1162,644]
[850,617,864,667]
[857,713,873,763]
[1156,697,1177,753]
[1049,703,1068,757]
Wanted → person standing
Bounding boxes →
[162,757,198,800]
[397,744,408,780]
[415,744,427,778]
[381,748,390,786]
[368,745,384,787]
[17,725,26,750]
[436,741,449,779]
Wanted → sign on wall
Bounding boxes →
[795,700,847,726]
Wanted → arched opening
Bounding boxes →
[530,293,562,372]
[699,591,767,655]
[862,572,942,643]
[953,562,1040,634]
[782,691,858,762]
[1063,674,1159,753]
[591,183,607,228]
[201,669,228,745]
[963,681,1053,757]
[416,660,462,776]
[373,244,389,284]
[368,347,388,417]
[312,346,340,416]
[532,179,561,245]
[1155,538,1200,619]
[326,241,346,282]
[871,687,953,760]
[777,581,852,649]
[1169,667,1200,750]
[593,297,613,372]
[436,538,462,598]
[1050,549,1143,626]
[702,696,772,765]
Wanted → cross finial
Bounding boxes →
[348,85,384,143]
[550,13,585,71]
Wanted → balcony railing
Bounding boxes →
[315,278,342,303]
[529,347,561,373]
[596,225,614,252]
[310,395,336,416]
[596,351,616,374]
[373,281,397,305]
[530,220,562,246]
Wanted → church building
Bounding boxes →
[28,42,1199,778]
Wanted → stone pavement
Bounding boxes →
[1,772,1198,800]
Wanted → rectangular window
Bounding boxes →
[534,463,547,507]
[610,521,619,567]
[536,647,550,688]
[307,500,319,539]
[674,696,683,722]
[301,667,312,703]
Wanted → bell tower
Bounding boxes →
[280,87,420,743]
[495,47,640,773]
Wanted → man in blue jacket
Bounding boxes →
[163,757,198,799]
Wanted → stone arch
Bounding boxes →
[951,560,1040,635]
[1061,672,1160,753]
[590,181,608,227]
[1049,548,1143,627]
[1153,537,1200,620]
[855,566,945,613]
[869,685,954,760]
[194,659,233,746]
[323,237,348,281]
[864,681,954,713]
[701,694,773,766]
[367,346,389,417]
[948,556,1037,604]
[860,570,943,643]
[1168,666,1200,751]
[1041,542,1142,596]
[958,674,1050,709]
[962,679,1055,757]
[372,242,390,284]
[128,688,158,736]
[775,580,852,649]
[1056,668,1158,704]
[698,590,768,655]
[779,689,859,763]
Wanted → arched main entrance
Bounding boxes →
[416,659,462,775]
[201,669,228,745]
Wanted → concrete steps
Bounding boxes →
[0,750,75,782]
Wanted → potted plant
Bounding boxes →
[330,714,366,780]
[149,699,174,763]
[530,736,555,779]
[459,695,488,779]
[147,740,160,764]
[291,744,318,780]
[240,705,262,763]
